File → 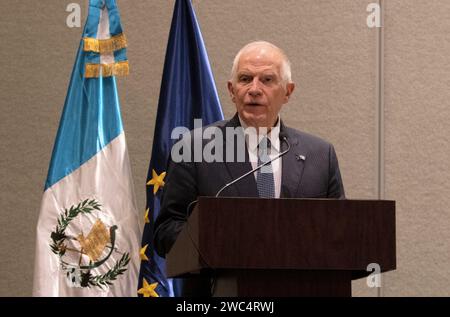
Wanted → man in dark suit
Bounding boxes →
[154,41,345,259]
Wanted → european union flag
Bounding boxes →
[138,0,224,297]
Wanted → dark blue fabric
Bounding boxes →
[138,0,223,297]
[257,137,275,198]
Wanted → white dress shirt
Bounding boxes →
[238,116,282,198]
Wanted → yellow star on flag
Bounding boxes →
[140,244,149,262]
[137,278,159,297]
[144,208,150,224]
[147,169,166,194]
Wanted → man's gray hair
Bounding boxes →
[230,41,293,85]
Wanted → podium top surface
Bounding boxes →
[167,197,396,277]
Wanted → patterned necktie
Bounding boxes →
[256,137,275,198]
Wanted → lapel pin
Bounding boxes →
[296,154,306,161]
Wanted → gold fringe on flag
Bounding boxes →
[85,61,129,78]
[83,33,127,53]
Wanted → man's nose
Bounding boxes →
[248,78,262,97]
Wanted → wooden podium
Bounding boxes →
[166,197,396,297]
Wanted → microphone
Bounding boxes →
[183,132,291,296]
[215,132,291,197]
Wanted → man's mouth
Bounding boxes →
[245,102,263,107]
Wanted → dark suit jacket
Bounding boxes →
[154,113,345,257]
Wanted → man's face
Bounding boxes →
[227,46,295,129]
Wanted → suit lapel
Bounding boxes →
[222,114,258,197]
[220,114,306,198]
[280,123,305,198]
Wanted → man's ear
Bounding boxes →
[227,81,236,103]
[284,82,295,103]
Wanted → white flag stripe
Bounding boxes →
[33,133,141,297]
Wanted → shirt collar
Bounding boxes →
[238,115,281,153]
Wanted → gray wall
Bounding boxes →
[0,0,449,296]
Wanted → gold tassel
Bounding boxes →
[85,64,101,78]
[85,61,130,78]
[83,33,127,53]
[112,61,130,77]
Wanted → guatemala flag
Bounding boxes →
[33,0,141,297]
[138,0,224,297]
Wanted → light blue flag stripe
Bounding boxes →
[44,0,126,190]
[45,44,123,190]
